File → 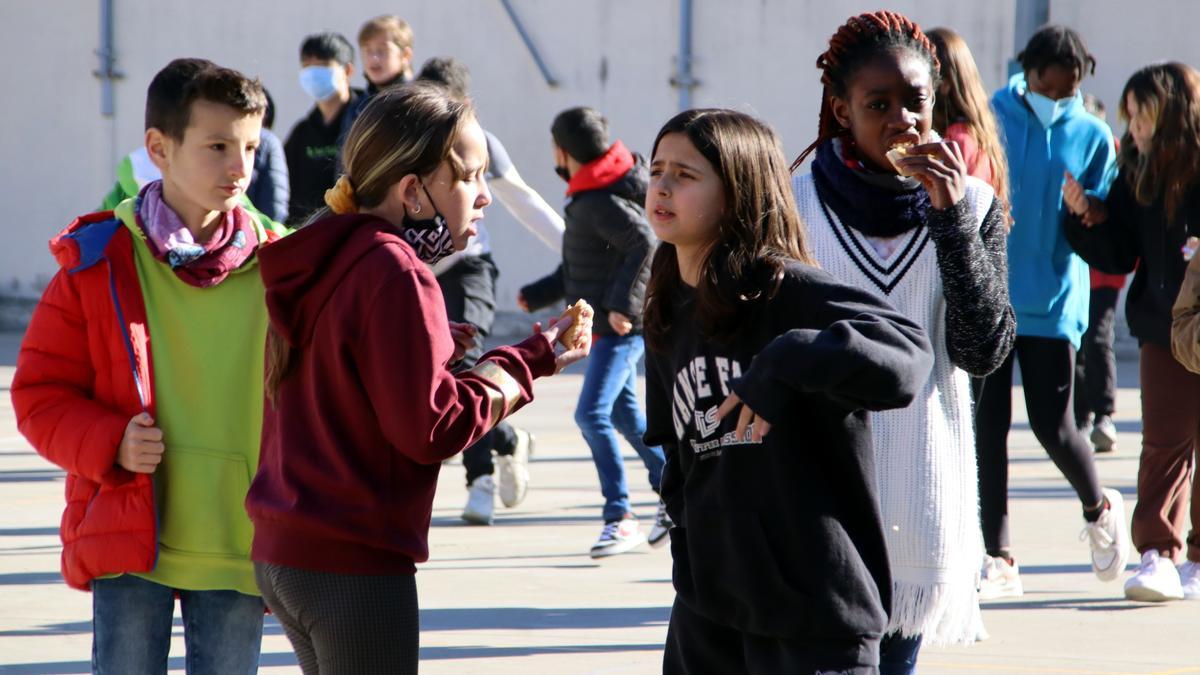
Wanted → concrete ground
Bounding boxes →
[0,331,1195,674]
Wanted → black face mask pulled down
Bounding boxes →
[401,184,457,264]
[554,165,571,182]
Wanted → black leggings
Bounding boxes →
[255,562,418,675]
[975,335,1105,557]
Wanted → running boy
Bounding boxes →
[520,107,664,556]
[11,58,284,671]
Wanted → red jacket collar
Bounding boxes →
[566,140,635,196]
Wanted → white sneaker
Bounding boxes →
[979,555,1024,600]
[647,499,673,548]
[590,517,646,558]
[1178,560,1200,600]
[497,428,533,508]
[1125,550,1184,602]
[1080,488,1131,581]
[461,475,495,525]
[1090,414,1117,453]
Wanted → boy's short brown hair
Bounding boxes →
[357,15,414,51]
[145,58,268,141]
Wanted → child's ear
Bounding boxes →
[145,128,169,171]
[343,62,355,81]
[829,96,852,131]
[397,174,423,215]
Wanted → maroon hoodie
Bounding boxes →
[246,214,556,574]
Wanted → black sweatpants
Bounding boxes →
[663,596,879,674]
[1074,286,1121,424]
[255,562,418,675]
[976,335,1105,557]
[436,254,518,484]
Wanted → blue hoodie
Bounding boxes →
[992,73,1116,347]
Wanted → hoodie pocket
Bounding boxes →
[157,446,253,557]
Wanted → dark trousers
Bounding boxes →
[436,254,517,485]
[663,596,878,674]
[1074,287,1121,425]
[1133,343,1200,562]
[255,562,418,675]
[878,632,923,675]
[976,336,1105,557]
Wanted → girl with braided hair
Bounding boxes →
[790,11,1015,671]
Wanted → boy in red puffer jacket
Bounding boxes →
[11,58,285,671]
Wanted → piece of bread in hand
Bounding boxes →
[886,142,918,177]
[557,299,594,349]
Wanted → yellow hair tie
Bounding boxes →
[324,175,358,215]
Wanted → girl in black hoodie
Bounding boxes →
[642,109,934,673]
[1064,62,1200,602]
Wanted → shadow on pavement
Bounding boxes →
[0,469,63,484]
[420,606,670,631]
[0,572,64,586]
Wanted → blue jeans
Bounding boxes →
[574,334,666,522]
[878,632,923,675]
[92,574,264,674]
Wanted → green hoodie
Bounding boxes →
[114,198,273,595]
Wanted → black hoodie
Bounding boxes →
[644,262,933,667]
[1065,169,1200,347]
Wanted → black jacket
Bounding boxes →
[644,262,933,665]
[283,89,365,226]
[521,158,655,335]
[1065,170,1200,347]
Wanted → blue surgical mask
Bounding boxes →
[298,65,340,102]
[1025,90,1079,129]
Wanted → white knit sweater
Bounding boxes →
[793,173,990,645]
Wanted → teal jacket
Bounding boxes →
[992,74,1117,347]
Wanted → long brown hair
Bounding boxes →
[791,11,940,171]
[928,27,1011,220]
[644,109,814,353]
[264,82,475,401]
[1118,62,1200,221]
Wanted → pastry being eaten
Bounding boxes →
[886,142,918,177]
[557,299,594,349]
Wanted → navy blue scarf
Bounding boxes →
[811,139,931,238]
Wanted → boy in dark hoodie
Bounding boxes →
[520,107,665,558]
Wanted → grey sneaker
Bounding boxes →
[461,475,495,525]
[497,428,533,508]
[590,517,646,558]
[648,499,673,548]
[1091,414,1117,453]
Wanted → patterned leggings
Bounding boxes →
[255,562,419,674]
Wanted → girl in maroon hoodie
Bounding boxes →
[245,82,592,673]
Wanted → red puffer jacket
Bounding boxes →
[12,212,158,590]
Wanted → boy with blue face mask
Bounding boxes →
[284,32,364,225]
[977,24,1125,600]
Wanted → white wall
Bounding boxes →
[1052,0,1200,129]
[0,0,1172,318]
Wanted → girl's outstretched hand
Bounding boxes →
[1063,171,1108,226]
[895,140,967,210]
[534,312,593,373]
[716,392,771,443]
